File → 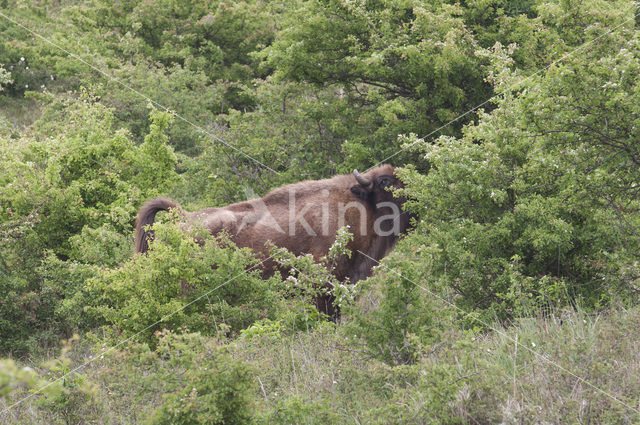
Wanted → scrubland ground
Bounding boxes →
[3,306,640,424]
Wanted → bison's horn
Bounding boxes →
[353,169,371,186]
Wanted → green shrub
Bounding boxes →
[260,396,340,425]
[260,0,492,170]
[148,331,256,425]
[0,335,104,424]
[39,336,104,425]
[0,92,179,354]
[0,358,45,398]
[0,65,11,90]
[240,319,283,341]
[392,8,640,322]
[149,364,254,425]
[87,217,284,344]
[345,243,454,366]
[361,342,505,425]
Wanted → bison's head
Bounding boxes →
[350,165,405,207]
[350,165,411,237]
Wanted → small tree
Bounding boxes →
[346,242,452,366]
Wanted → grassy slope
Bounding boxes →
[2,306,639,424]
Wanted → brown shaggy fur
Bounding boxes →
[134,165,411,316]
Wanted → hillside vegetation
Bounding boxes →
[1,0,639,423]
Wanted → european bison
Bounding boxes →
[135,164,411,316]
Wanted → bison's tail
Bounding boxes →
[135,197,183,254]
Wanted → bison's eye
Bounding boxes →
[378,176,393,189]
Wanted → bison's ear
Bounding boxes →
[350,185,370,201]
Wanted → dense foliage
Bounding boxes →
[1,0,639,422]
[86,219,285,345]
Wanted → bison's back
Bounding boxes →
[190,178,375,260]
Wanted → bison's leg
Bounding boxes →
[315,293,340,321]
